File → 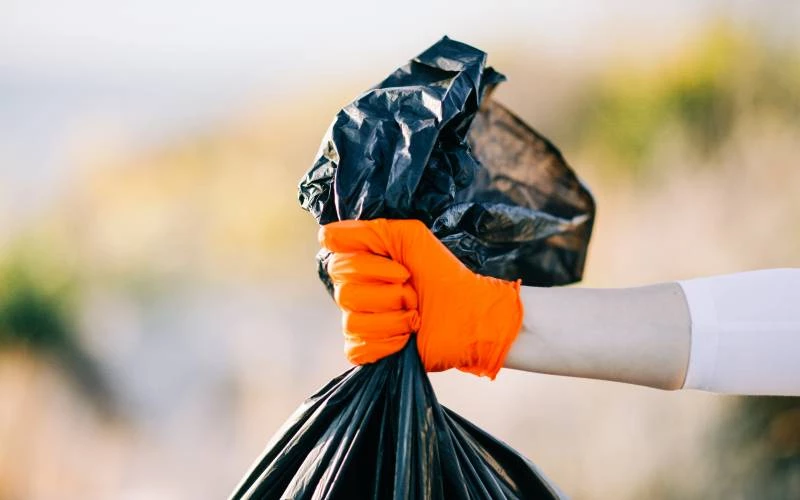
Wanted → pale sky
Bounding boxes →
[2,0,729,81]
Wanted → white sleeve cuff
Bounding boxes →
[678,268,800,396]
[678,277,719,392]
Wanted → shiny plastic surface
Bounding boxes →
[231,37,592,499]
[299,36,594,287]
[230,341,562,499]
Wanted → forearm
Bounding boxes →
[504,282,692,390]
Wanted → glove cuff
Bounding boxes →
[461,278,524,379]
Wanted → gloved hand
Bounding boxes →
[320,218,523,379]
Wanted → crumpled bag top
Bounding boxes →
[299,36,595,287]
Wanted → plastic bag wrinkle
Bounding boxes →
[299,36,594,287]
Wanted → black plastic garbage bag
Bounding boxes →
[299,36,595,287]
[231,37,593,499]
[230,340,563,499]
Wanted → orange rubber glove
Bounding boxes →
[320,218,523,379]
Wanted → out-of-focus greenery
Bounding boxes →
[568,23,800,176]
[702,397,800,499]
[0,249,113,414]
[0,250,76,350]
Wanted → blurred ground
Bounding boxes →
[1,2,799,499]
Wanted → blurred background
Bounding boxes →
[2,0,799,498]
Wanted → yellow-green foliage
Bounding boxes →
[569,23,800,176]
[0,251,76,351]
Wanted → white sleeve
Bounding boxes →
[677,268,800,396]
